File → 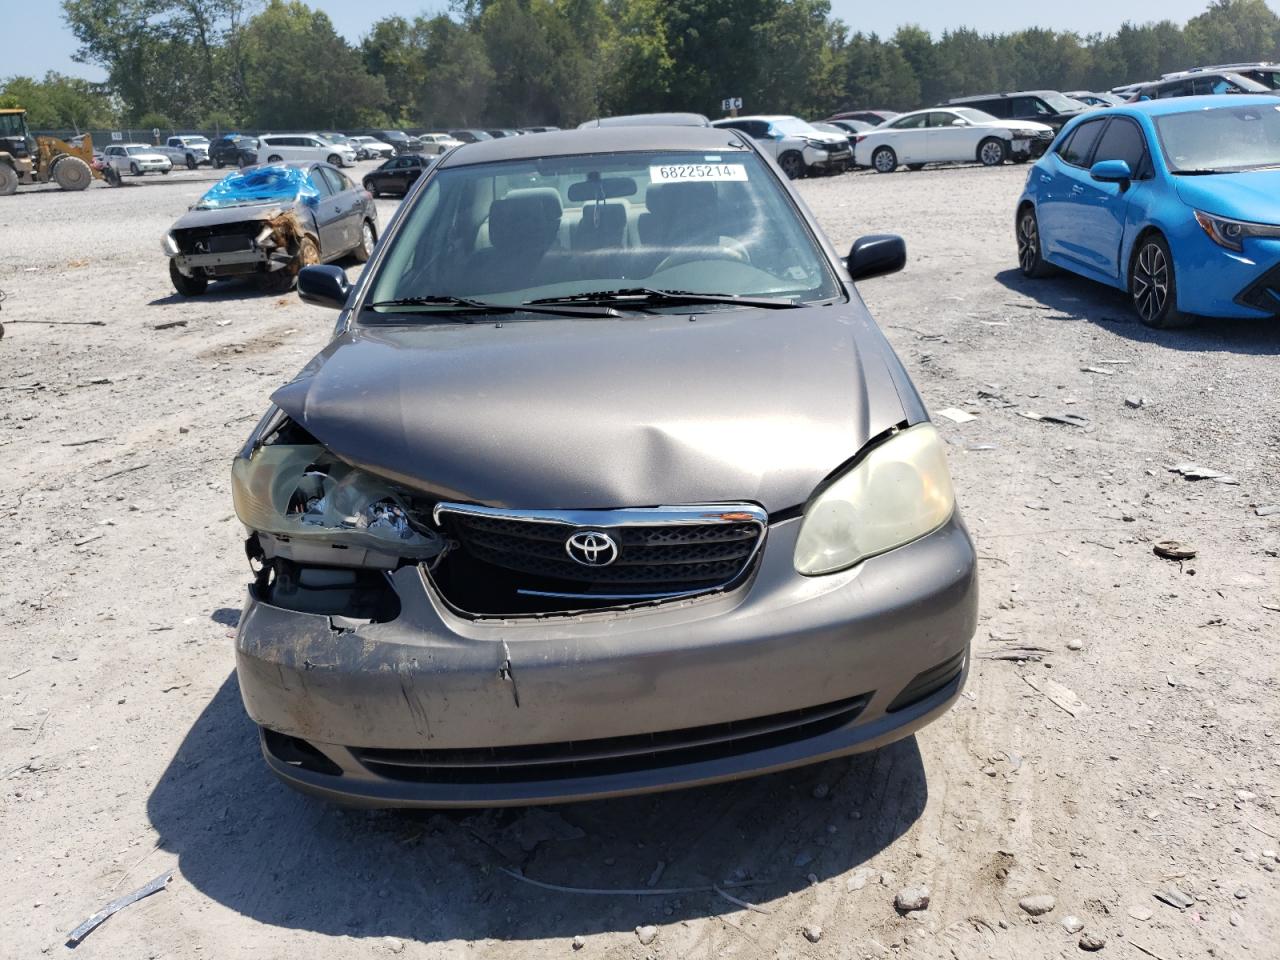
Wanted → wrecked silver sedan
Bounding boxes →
[231,126,977,807]
[162,162,377,296]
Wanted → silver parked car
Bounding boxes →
[711,114,852,178]
[231,125,977,807]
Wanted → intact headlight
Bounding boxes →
[231,443,442,560]
[793,423,955,576]
[1193,210,1280,252]
[161,232,180,257]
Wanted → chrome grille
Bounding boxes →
[433,503,767,602]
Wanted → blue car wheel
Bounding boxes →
[1130,234,1192,329]
[1017,207,1054,278]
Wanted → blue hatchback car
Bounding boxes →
[1016,95,1280,328]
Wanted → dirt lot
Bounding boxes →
[1,160,1277,960]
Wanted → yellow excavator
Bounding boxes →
[0,107,105,195]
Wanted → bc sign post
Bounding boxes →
[721,97,743,116]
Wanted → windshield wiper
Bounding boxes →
[1171,168,1227,176]
[363,295,620,319]
[526,287,804,310]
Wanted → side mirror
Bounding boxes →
[297,265,350,309]
[1090,158,1132,184]
[951,118,966,126]
[846,234,907,282]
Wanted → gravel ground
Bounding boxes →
[1,160,1277,960]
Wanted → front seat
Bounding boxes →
[463,187,565,295]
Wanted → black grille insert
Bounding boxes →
[352,693,870,785]
[430,504,767,615]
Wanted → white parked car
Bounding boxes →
[855,107,1054,173]
[348,135,395,159]
[710,115,851,179]
[102,143,173,176]
[257,134,357,168]
[417,133,465,155]
[156,135,212,169]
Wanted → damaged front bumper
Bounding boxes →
[234,515,977,807]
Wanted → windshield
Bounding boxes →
[954,108,998,124]
[0,112,26,137]
[1155,104,1280,172]
[125,146,153,155]
[183,137,210,146]
[194,164,319,209]
[770,117,820,136]
[364,150,841,318]
[1042,92,1084,112]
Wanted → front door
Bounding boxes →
[1036,117,1108,265]
[306,169,345,255]
[1066,117,1150,279]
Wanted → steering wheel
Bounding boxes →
[653,240,750,274]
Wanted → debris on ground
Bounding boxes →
[936,407,977,424]
[635,925,658,945]
[65,871,172,945]
[1168,463,1239,484]
[1062,914,1085,933]
[153,319,188,330]
[1255,505,1280,517]
[1153,887,1194,910]
[1019,411,1089,427]
[1024,676,1089,717]
[802,924,823,943]
[1124,396,1147,408]
[895,885,931,913]
[571,935,584,950]
[1018,893,1057,916]
[1080,366,1113,376]
[1079,932,1106,951]
[1153,540,1196,561]
[1128,905,1153,921]
[846,867,874,891]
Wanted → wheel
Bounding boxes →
[327,153,341,167]
[259,236,320,292]
[353,219,376,263]
[267,154,283,163]
[363,178,378,197]
[872,146,897,173]
[1130,234,1192,329]
[103,165,121,187]
[161,167,170,175]
[53,156,93,191]
[238,155,251,169]
[1012,155,1030,164]
[978,138,1007,166]
[169,258,208,297]
[1016,206,1054,278]
[186,154,197,170]
[214,157,225,169]
[907,163,925,171]
[0,163,19,196]
[778,151,806,180]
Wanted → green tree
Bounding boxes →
[1184,0,1280,64]
[0,72,118,130]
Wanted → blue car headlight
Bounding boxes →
[1194,210,1280,252]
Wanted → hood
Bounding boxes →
[270,305,909,513]
[1174,169,1280,223]
[170,202,293,229]
[805,131,849,145]
[985,120,1055,133]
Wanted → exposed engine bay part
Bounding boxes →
[252,555,402,622]
[232,432,445,568]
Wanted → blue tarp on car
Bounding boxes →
[196,164,318,210]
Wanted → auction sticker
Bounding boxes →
[650,163,748,183]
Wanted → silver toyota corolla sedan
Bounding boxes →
[230,125,978,807]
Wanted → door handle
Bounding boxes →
[1070,184,1085,194]
[1039,175,1052,184]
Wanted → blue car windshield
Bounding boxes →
[1155,104,1280,172]
[195,164,319,209]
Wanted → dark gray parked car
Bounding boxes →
[230,125,978,806]
[163,161,377,296]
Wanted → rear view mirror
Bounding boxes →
[297,265,350,309]
[846,234,906,282]
[567,177,638,201]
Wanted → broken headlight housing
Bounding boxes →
[793,423,955,576]
[232,444,443,568]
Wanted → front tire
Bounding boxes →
[169,259,208,297]
[978,138,1007,166]
[267,154,283,164]
[363,178,379,197]
[778,151,806,180]
[1016,206,1054,278]
[130,161,141,176]
[1130,235,1192,329]
[327,153,342,167]
[214,157,225,169]
[872,146,897,174]
[186,154,197,170]
[53,156,93,191]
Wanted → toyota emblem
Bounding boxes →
[565,530,619,567]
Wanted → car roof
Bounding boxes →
[712,114,803,123]
[1103,93,1280,117]
[436,125,751,167]
[579,112,711,128]
[949,90,1061,102]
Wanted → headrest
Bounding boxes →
[489,188,563,252]
[645,181,717,218]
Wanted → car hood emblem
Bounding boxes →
[565,530,618,567]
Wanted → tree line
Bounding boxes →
[4,0,1280,132]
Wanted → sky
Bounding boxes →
[3,0,1261,83]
